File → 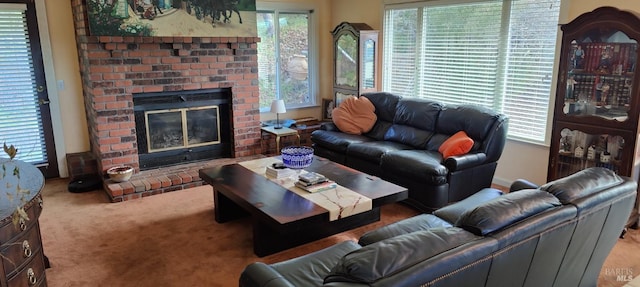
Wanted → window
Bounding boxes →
[0,4,48,164]
[257,9,314,111]
[383,0,560,143]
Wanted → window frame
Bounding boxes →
[256,3,318,113]
[382,0,561,145]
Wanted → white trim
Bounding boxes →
[36,0,68,177]
[0,3,27,10]
[257,2,314,12]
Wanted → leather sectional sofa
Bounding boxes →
[239,167,638,287]
[311,92,508,212]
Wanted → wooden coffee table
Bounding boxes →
[199,156,408,257]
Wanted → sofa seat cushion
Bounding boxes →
[346,141,413,163]
[381,150,448,185]
[311,130,374,153]
[325,227,480,284]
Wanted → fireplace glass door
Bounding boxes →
[145,106,220,153]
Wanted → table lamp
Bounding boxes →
[271,99,286,129]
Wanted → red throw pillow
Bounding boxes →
[332,96,377,135]
[439,131,474,158]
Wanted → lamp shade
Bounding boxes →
[270,100,286,114]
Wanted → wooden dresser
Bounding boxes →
[0,159,47,286]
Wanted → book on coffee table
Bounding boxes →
[294,180,337,193]
[298,172,327,184]
[266,165,296,179]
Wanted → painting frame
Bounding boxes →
[322,99,335,121]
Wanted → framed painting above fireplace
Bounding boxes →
[87,0,257,37]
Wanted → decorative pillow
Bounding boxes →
[438,131,474,158]
[332,96,377,135]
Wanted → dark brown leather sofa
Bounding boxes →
[239,167,637,287]
[311,92,508,212]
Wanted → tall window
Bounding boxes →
[384,0,560,143]
[257,9,314,111]
[0,4,47,164]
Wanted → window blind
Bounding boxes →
[0,4,47,164]
[383,0,560,143]
[501,1,560,141]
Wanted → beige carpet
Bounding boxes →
[38,177,639,286]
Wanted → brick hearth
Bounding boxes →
[71,1,262,201]
[104,155,262,201]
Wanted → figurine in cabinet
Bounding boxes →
[587,145,596,160]
[574,146,584,158]
[572,44,585,70]
[566,75,578,100]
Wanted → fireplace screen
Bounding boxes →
[145,106,220,153]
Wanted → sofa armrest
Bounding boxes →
[239,262,296,287]
[321,122,339,131]
[444,152,487,171]
[510,179,539,192]
[433,187,503,224]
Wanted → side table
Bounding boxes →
[0,159,47,286]
[261,126,301,155]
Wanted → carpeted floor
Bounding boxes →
[38,177,639,286]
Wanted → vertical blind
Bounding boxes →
[0,4,47,164]
[384,0,560,143]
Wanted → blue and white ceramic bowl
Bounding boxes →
[281,146,314,169]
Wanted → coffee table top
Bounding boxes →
[199,156,408,226]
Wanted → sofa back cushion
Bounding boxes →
[324,227,480,284]
[539,167,624,204]
[456,189,561,236]
[361,92,401,123]
[435,104,501,144]
[381,98,443,148]
[361,92,402,141]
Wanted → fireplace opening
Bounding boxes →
[134,88,232,170]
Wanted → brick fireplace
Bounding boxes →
[71,1,262,201]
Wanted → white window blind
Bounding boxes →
[0,4,47,163]
[384,0,560,143]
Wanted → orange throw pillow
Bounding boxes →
[439,131,474,158]
[332,96,377,135]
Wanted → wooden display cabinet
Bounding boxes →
[548,7,640,228]
[331,22,379,106]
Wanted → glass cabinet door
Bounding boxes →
[361,39,376,89]
[335,34,357,88]
[555,128,625,179]
[562,30,637,122]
